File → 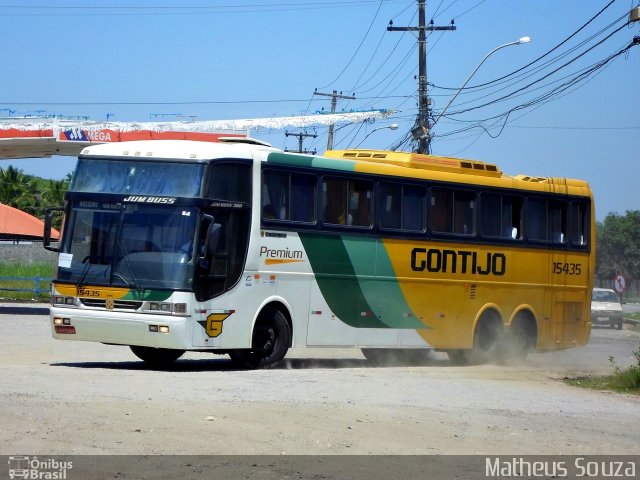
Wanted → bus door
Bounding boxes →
[546,199,585,347]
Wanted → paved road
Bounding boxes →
[0,303,639,458]
[623,302,640,315]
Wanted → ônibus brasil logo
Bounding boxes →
[8,456,72,479]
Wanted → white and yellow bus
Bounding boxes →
[45,139,595,368]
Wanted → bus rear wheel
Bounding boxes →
[229,308,291,369]
[447,312,503,365]
[497,314,537,363]
[129,346,185,366]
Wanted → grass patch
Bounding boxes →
[0,263,54,301]
[565,346,640,395]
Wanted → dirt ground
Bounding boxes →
[1,303,639,456]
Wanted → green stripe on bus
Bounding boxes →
[267,152,356,172]
[341,237,427,329]
[298,233,387,328]
[122,290,173,301]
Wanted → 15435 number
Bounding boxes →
[552,262,582,275]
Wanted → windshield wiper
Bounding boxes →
[76,257,94,289]
[114,239,145,293]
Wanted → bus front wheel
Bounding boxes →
[129,346,185,366]
[229,308,291,369]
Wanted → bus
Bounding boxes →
[44,139,595,368]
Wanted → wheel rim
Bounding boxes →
[253,323,276,353]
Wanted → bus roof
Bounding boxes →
[325,149,502,177]
[323,148,591,192]
[78,139,275,161]
[77,140,591,195]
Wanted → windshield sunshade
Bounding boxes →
[70,159,204,197]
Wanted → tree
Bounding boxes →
[596,210,640,292]
[0,166,37,214]
[0,166,71,222]
[43,179,69,207]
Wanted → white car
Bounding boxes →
[591,288,624,330]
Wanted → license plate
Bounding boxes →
[55,325,76,334]
[597,316,609,321]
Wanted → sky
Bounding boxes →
[1,0,639,220]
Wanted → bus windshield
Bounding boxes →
[70,158,204,196]
[57,203,198,290]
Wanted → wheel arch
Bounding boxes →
[472,305,505,352]
[473,304,505,330]
[254,296,294,348]
[508,306,538,349]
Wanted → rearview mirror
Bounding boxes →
[198,215,222,259]
[44,207,63,252]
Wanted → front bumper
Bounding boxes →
[50,306,192,349]
[590,313,623,327]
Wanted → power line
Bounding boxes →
[318,0,384,90]
[433,0,620,92]
[1,95,409,107]
[0,1,407,16]
[445,23,631,117]
[432,37,639,142]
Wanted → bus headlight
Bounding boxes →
[149,302,171,312]
[52,296,78,307]
[147,302,188,316]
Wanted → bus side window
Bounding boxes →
[262,172,289,220]
[481,193,502,237]
[403,185,426,231]
[262,171,316,223]
[290,174,316,222]
[380,183,425,231]
[549,201,567,244]
[569,202,588,246]
[209,163,252,203]
[454,191,475,235]
[323,178,348,225]
[348,180,372,227]
[379,183,401,229]
[481,193,522,239]
[431,188,474,235]
[526,198,548,241]
[509,196,523,239]
[431,189,452,233]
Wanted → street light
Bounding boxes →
[430,36,531,130]
[355,123,399,148]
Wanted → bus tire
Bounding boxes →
[448,312,503,365]
[229,308,291,369]
[129,346,185,366]
[498,313,537,363]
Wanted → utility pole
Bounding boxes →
[387,0,455,154]
[285,130,317,154]
[313,89,355,150]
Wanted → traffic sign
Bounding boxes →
[613,273,627,294]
